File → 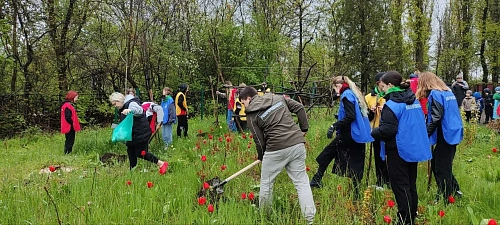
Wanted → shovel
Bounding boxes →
[210,160,261,190]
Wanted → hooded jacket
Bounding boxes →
[371,89,431,162]
[245,93,308,160]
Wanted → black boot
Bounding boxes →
[310,171,323,188]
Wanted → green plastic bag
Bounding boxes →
[112,114,134,143]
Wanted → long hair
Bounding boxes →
[332,76,368,117]
[416,72,451,99]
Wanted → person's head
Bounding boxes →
[65,91,79,102]
[484,88,491,95]
[127,88,136,96]
[379,71,410,93]
[409,73,418,79]
[109,92,125,109]
[455,75,464,83]
[331,75,368,117]
[473,91,481,99]
[179,83,189,93]
[162,87,172,96]
[374,72,385,91]
[239,86,258,107]
[416,72,450,99]
[495,86,500,93]
[466,90,472,97]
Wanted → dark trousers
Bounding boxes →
[126,142,159,169]
[373,140,390,187]
[485,106,493,122]
[64,129,75,154]
[465,111,472,122]
[176,115,188,137]
[432,132,460,202]
[386,149,418,225]
[314,138,363,199]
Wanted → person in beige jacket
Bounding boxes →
[462,90,476,123]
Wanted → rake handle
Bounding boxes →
[212,160,261,189]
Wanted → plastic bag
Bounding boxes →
[112,114,134,143]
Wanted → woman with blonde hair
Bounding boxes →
[416,72,463,204]
[310,76,373,200]
[109,92,169,174]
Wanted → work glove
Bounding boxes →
[326,125,336,139]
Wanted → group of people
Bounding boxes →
[60,84,191,174]
[60,71,470,224]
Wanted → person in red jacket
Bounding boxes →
[60,91,81,154]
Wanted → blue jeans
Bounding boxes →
[162,124,173,147]
[227,109,237,131]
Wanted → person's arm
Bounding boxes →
[248,116,266,160]
[177,95,187,111]
[332,97,356,128]
[127,101,143,115]
[153,105,164,124]
[462,98,466,110]
[462,81,469,89]
[216,91,227,99]
[284,97,308,132]
[168,103,176,123]
[427,99,444,136]
[371,105,399,141]
[65,108,73,124]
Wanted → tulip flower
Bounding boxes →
[448,195,455,204]
[147,181,153,188]
[141,150,146,156]
[207,204,214,212]
[201,155,207,162]
[488,219,497,225]
[221,165,227,171]
[493,148,498,153]
[387,200,395,208]
[241,192,247,199]
[203,182,210,190]
[198,196,206,205]
[49,166,56,172]
[383,215,391,224]
[248,192,255,201]
[438,210,445,217]
[126,180,132,186]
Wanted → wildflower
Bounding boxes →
[203,182,210,190]
[207,204,214,212]
[241,192,247,199]
[141,150,146,156]
[198,196,206,205]
[126,180,132,185]
[488,219,497,225]
[448,195,455,204]
[49,166,56,172]
[387,200,395,208]
[306,166,310,172]
[221,165,227,171]
[383,215,391,224]
[147,181,153,188]
[248,192,255,200]
[438,210,445,217]
[201,155,207,162]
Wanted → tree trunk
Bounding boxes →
[415,0,426,71]
[480,0,489,83]
[491,0,500,83]
[297,3,303,90]
[10,0,18,93]
[459,0,471,81]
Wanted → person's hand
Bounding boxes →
[216,91,221,95]
[370,106,376,112]
[122,109,131,115]
[327,125,335,139]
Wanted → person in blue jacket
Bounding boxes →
[416,72,464,204]
[473,91,484,123]
[371,71,432,225]
[161,87,177,150]
[310,76,373,200]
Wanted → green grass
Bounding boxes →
[0,113,499,224]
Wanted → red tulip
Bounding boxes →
[242,134,247,139]
[241,192,247,199]
[203,182,210,190]
[383,215,391,224]
[221,165,227,171]
[49,166,56,172]
[387,200,395,208]
[337,185,342,191]
[249,134,253,138]
[488,219,498,225]
[141,150,146,156]
[218,137,223,142]
[438,210,445,217]
[493,148,498,153]
[198,129,202,134]
[248,192,255,201]
[224,133,228,138]
[196,144,201,149]
[201,155,207,162]
[448,195,455,204]
[211,150,215,155]
[147,181,153,188]
[249,141,252,145]
[247,144,251,149]
[209,135,213,140]
[198,196,206,205]
[207,204,214,212]
[203,140,207,144]
[306,166,310,171]
[226,137,231,143]
[126,180,132,185]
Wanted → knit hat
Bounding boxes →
[473,92,481,99]
[409,73,418,79]
[65,91,78,102]
[179,83,188,92]
[374,72,385,82]
[495,86,500,93]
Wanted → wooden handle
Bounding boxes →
[223,160,261,182]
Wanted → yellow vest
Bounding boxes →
[257,89,264,96]
[365,93,385,128]
[175,92,188,115]
[234,98,246,121]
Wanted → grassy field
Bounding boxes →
[0,113,499,224]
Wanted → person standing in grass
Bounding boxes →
[161,87,176,150]
[175,84,189,138]
[216,81,238,132]
[493,87,500,120]
[239,86,316,224]
[473,91,484,123]
[310,76,373,200]
[371,71,431,225]
[365,72,390,190]
[461,90,476,123]
[416,72,464,204]
[109,92,168,174]
[483,88,494,124]
[60,91,81,154]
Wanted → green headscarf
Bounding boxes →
[374,87,385,98]
[383,86,404,96]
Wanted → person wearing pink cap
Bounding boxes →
[60,91,81,154]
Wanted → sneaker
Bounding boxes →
[159,162,169,175]
[310,179,322,188]
[456,190,463,198]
